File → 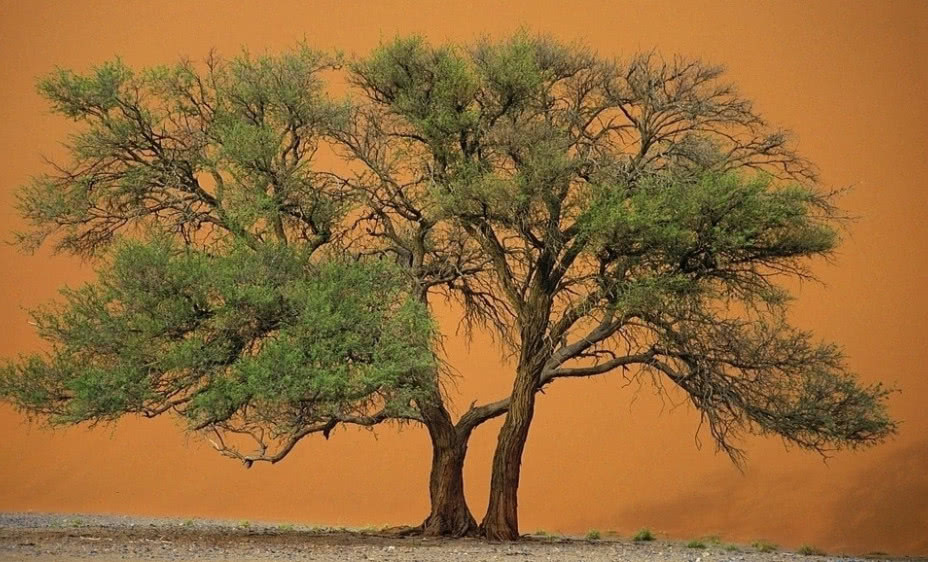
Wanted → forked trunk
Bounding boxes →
[419,399,478,537]
[480,372,537,540]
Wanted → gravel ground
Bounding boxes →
[0,512,913,562]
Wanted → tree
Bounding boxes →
[1,35,897,542]
[342,33,897,540]
[0,47,437,510]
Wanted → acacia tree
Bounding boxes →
[342,34,897,540]
[0,48,439,499]
[1,36,897,542]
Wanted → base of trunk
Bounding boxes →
[420,507,479,537]
[479,514,521,541]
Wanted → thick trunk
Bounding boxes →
[480,371,537,540]
[421,431,476,536]
[419,398,478,537]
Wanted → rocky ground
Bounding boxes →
[0,513,915,561]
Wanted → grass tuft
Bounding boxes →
[798,544,827,556]
[633,528,655,542]
[586,529,601,540]
[752,540,778,553]
[686,540,706,549]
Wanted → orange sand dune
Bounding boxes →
[1,1,926,555]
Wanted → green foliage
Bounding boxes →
[585,529,601,540]
[633,528,655,542]
[17,45,345,256]
[752,540,778,553]
[0,236,436,450]
[350,36,480,156]
[686,540,705,549]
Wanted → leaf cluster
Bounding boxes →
[0,236,435,441]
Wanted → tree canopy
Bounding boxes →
[2,46,437,466]
[343,34,896,538]
[1,34,897,540]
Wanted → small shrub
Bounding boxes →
[277,524,294,532]
[724,543,741,552]
[686,540,706,549]
[237,520,251,529]
[798,544,826,556]
[633,528,655,542]
[181,519,195,527]
[752,540,778,553]
[586,529,601,540]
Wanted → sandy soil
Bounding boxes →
[0,513,912,562]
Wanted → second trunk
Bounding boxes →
[480,373,538,540]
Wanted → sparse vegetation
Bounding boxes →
[633,528,655,542]
[725,543,741,552]
[586,529,601,540]
[276,524,294,532]
[237,520,251,529]
[181,519,195,527]
[798,544,827,556]
[703,535,723,546]
[686,540,706,549]
[753,540,778,553]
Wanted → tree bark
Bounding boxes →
[418,398,478,537]
[479,370,537,540]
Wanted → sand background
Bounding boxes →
[1,1,926,556]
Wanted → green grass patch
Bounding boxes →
[586,529,601,540]
[798,544,827,556]
[752,540,778,553]
[633,528,655,542]
[686,540,705,549]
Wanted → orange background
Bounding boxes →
[1,1,926,556]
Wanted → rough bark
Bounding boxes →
[418,398,479,537]
[479,370,538,540]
